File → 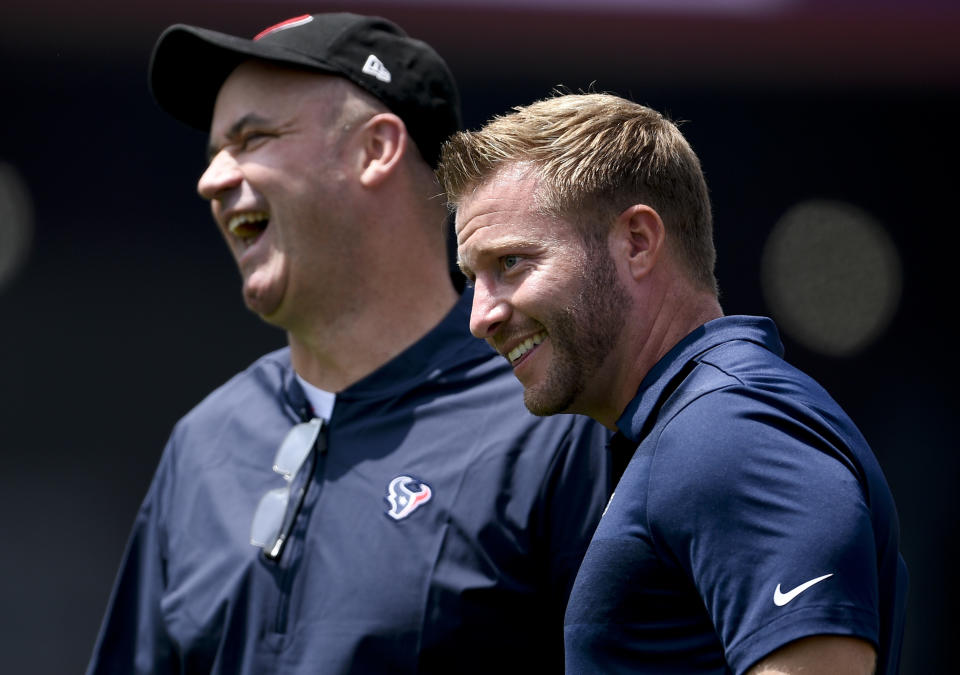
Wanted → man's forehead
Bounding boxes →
[216,60,330,105]
[454,180,567,264]
[208,62,346,137]
[484,162,538,195]
[454,165,540,237]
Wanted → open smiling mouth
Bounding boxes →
[507,332,546,365]
[228,212,269,245]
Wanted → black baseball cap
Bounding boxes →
[149,12,461,167]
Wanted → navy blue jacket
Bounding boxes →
[88,293,611,674]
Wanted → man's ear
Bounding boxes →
[358,113,406,187]
[612,204,666,281]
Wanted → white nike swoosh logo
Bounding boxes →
[773,573,834,606]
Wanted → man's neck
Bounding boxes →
[584,288,723,430]
[288,279,459,392]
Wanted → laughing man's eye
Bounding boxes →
[238,131,271,152]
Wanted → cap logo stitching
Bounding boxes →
[253,14,313,41]
[361,54,392,83]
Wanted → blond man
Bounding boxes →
[439,93,907,675]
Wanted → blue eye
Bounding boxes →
[502,255,520,270]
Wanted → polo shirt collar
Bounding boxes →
[280,290,488,409]
[614,315,782,444]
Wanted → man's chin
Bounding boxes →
[521,383,579,417]
[243,287,285,326]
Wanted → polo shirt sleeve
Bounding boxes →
[86,440,178,675]
[646,386,881,674]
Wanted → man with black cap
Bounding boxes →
[85,13,611,674]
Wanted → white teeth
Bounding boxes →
[227,211,269,237]
[507,333,546,363]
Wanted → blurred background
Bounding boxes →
[1,0,956,672]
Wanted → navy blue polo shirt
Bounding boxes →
[564,316,907,674]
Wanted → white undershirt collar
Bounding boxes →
[295,373,336,423]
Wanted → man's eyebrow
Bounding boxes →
[206,113,271,161]
[457,232,545,273]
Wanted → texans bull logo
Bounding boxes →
[385,475,432,520]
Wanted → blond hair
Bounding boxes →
[437,93,716,293]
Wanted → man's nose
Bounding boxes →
[469,277,511,339]
[197,151,242,201]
